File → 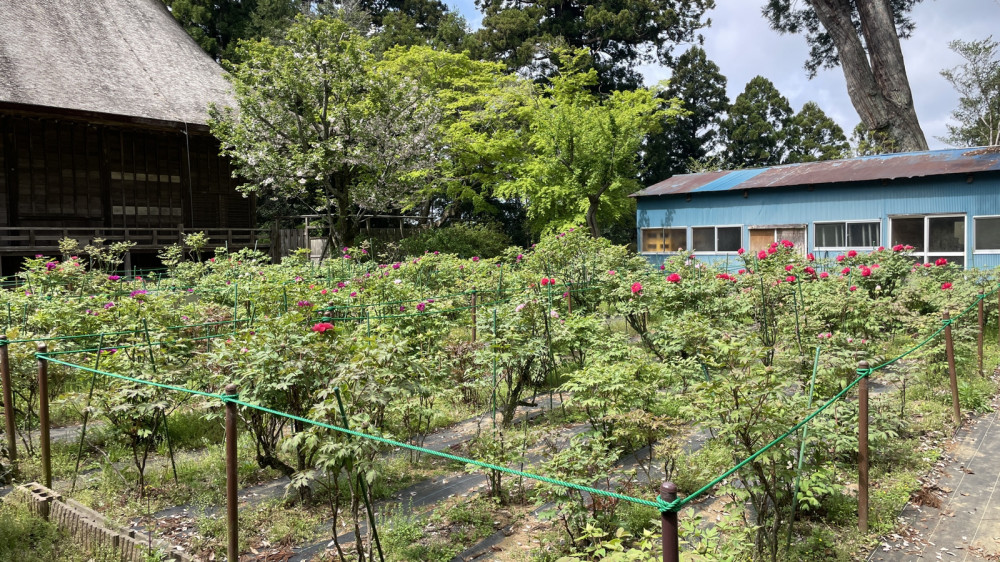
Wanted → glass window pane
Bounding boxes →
[815,223,845,248]
[641,229,662,252]
[975,217,1000,250]
[848,222,880,247]
[663,228,686,252]
[692,227,715,251]
[928,216,965,252]
[891,218,924,250]
[717,227,742,252]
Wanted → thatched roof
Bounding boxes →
[0,0,234,125]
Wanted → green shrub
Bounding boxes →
[397,223,512,259]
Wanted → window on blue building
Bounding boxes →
[974,217,1000,251]
[890,215,965,266]
[692,226,741,253]
[641,228,686,253]
[814,221,880,249]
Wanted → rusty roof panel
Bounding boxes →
[633,147,1000,197]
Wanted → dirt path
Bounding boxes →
[872,396,1000,561]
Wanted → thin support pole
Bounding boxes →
[224,384,239,562]
[471,288,477,343]
[72,333,106,493]
[492,309,498,425]
[161,409,179,485]
[142,318,157,374]
[858,360,869,534]
[334,388,385,562]
[567,282,572,315]
[660,482,678,562]
[37,343,51,489]
[0,336,16,467]
[944,311,962,427]
[978,290,984,376]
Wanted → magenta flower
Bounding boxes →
[631,282,643,294]
[45,262,58,270]
[819,272,829,279]
[860,266,871,277]
[393,262,401,269]
[666,273,681,283]
[399,305,406,312]
[107,275,121,281]
[847,250,858,258]
[104,302,115,309]
[297,300,312,307]
[941,282,953,290]
[935,258,948,266]
[417,302,426,312]
[472,256,480,262]
[312,322,335,333]
[737,247,745,255]
[784,264,794,272]
[849,286,858,292]
[550,310,559,318]
[130,289,147,298]
[350,291,357,297]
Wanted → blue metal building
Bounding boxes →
[633,147,1000,269]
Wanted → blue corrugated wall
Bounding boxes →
[635,172,1000,269]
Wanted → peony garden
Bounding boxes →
[0,229,997,562]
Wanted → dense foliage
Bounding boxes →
[0,231,994,560]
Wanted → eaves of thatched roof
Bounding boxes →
[0,0,234,126]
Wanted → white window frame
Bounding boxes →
[748,225,809,256]
[973,215,1000,254]
[812,219,882,250]
[888,213,967,266]
[640,227,688,254]
[690,224,744,255]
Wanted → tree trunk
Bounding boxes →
[808,0,928,152]
[585,195,602,238]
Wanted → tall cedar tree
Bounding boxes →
[160,0,302,60]
[785,101,850,162]
[721,76,794,168]
[763,0,928,152]
[642,46,729,182]
[473,0,714,91]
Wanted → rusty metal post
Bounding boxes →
[0,336,16,466]
[978,290,985,376]
[660,481,678,562]
[470,288,477,343]
[858,360,869,534]
[566,283,572,315]
[224,384,239,562]
[37,342,51,489]
[944,311,961,427]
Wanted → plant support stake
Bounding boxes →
[0,335,16,467]
[978,290,984,375]
[37,342,52,489]
[858,359,869,534]
[224,384,239,562]
[944,310,962,427]
[660,481,679,562]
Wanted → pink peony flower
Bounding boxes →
[108,275,121,281]
[807,253,815,261]
[631,282,643,294]
[935,258,948,266]
[941,282,953,290]
[737,247,745,255]
[472,256,480,262]
[767,247,777,255]
[860,266,871,277]
[297,300,312,307]
[667,273,681,283]
[820,272,829,279]
[841,267,851,275]
[780,240,794,248]
[350,291,357,297]
[757,250,767,260]
[892,244,904,252]
[417,302,426,312]
[312,322,335,333]
[836,255,845,262]
[550,310,559,318]
[849,286,857,292]
[847,250,857,258]
[786,275,796,283]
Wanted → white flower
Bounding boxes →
[394,279,402,284]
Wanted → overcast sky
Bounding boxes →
[449,0,1000,150]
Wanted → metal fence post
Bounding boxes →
[0,335,16,467]
[224,384,239,562]
[858,360,869,534]
[471,288,477,343]
[660,481,678,562]
[37,342,51,489]
[944,310,961,427]
[978,290,984,376]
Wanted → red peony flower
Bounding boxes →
[941,282,953,290]
[667,273,682,283]
[312,322,335,333]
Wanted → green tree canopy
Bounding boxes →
[941,36,1000,147]
[161,0,302,60]
[785,101,850,163]
[497,50,682,237]
[720,75,794,168]
[642,46,728,182]
[208,17,441,250]
[473,0,714,90]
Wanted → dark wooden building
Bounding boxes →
[0,0,260,273]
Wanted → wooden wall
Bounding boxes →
[0,111,252,231]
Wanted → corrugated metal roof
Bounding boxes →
[633,146,1000,197]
